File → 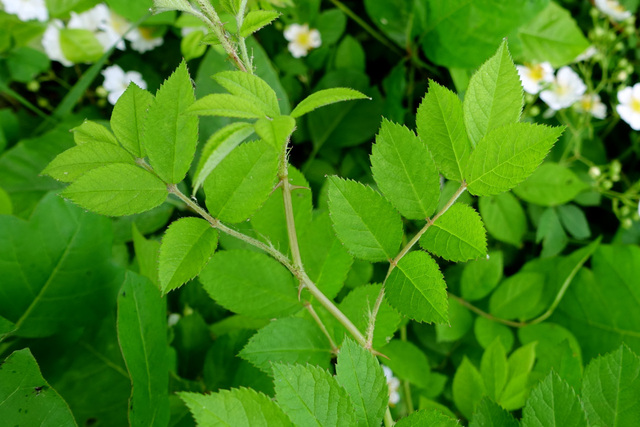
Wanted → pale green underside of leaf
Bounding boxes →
[335,338,387,427]
[327,176,403,262]
[72,120,118,146]
[417,80,471,181]
[254,115,296,151]
[111,82,154,158]
[144,60,198,184]
[513,162,588,206]
[179,388,292,427]
[200,249,300,319]
[463,40,523,147]
[204,139,278,223]
[213,70,280,117]
[187,93,268,118]
[43,140,135,182]
[522,372,587,427]
[290,87,370,118]
[240,10,281,38]
[240,317,332,373]
[158,217,218,294]
[370,118,440,219]
[420,203,487,262]
[273,363,358,427]
[465,122,564,196]
[61,164,168,216]
[385,251,448,324]
[192,122,255,196]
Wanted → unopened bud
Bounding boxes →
[602,180,613,190]
[96,86,108,98]
[588,166,602,178]
[529,106,541,117]
[26,80,40,92]
[611,160,622,175]
[622,218,633,229]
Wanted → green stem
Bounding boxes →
[0,83,51,121]
[448,293,526,328]
[305,302,338,353]
[384,408,395,426]
[195,0,247,72]
[236,0,253,73]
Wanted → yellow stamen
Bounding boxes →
[631,98,640,113]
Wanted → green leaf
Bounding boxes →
[200,250,301,318]
[43,141,135,182]
[513,163,588,206]
[557,204,591,240]
[453,357,486,419]
[59,28,103,63]
[111,83,154,158]
[489,272,545,321]
[327,176,403,262]
[363,0,426,47]
[240,10,281,38]
[179,388,292,426]
[370,118,440,219]
[204,139,278,223]
[517,2,590,68]
[336,338,387,427]
[72,120,119,145]
[117,272,170,427]
[0,194,121,338]
[241,318,332,373]
[582,345,640,427]
[463,40,523,147]
[420,203,487,262]
[0,349,77,426]
[396,410,460,427]
[213,71,281,118]
[481,339,508,400]
[385,251,448,324]
[61,164,168,216]
[334,36,366,71]
[536,208,568,257]
[465,123,564,196]
[0,187,12,215]
[159,217,218,294]
[380,339,431,388]
[187,93,268,118]
[143,60,199,184]
[273,363,358,427]
[461,251,503,301]
[522,372,587,427]
[192,122,255,196]
[436,296,473,342]
[416,80,471,181]
[255,116,296,151]
[470,397,519,427]
[132,223,160,287]
[474,317,514,353]
[479,192,527,246]
[316,8,347,45]
[290,87,370,118]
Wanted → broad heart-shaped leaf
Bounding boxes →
[370,118,440,219]
[0,349,77,426]
[179,388,292,427]
[187,93,268,118]
[419,203,487,262]
[513,162,588,206]
[72,120,119,145]
[522,371,587,427]
[463,40,523,147]
[43,141,135,182]
[111,82,154,158]
[453,357,486,419]
[204,139,278,223]
[254,116,296,151]
[327,176,403,262]
[117,272,170,427]
[417,80,471,181]
[143,59,198,184]
[213,71,280,118]
[158,217,218,294]
[465,123,564,196]
[582,345,640,426]
[0,193,121,338]
[470,397,519,427]
[385,251,448,324]
[478,192,527,247]
[199,250,301,319]
[336,338,387,427]
[273,363,358,427]
[240,318,333,373]
[481,339,508,401]
[240,10,281,37]
[290,87,370,118]
[61,164,168,216]
[396,410,459,427]
[192,122,255,196]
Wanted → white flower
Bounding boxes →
[102,65,147,105]
[616,83,640,130]
[516,62,554,94]
[575,46,598,62]
[540,67,587,110]
[68,4,125,51]
[42,20,73,67]
[1,0,48,22]
[284,23,321,58]
[125,27,164,53]
[382,365,401,406]
[181,26,208,37]
[595,0,632,21]
[575,93,607,119]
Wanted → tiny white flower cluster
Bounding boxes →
[595,0,632,21]
[284,23,321,58]
[382,365,401,406]
[101,65,147,105]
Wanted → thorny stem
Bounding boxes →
[235,0,253,73]
[305,302,338,353]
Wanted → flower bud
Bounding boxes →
[602,180,613,190]
[26,80,40,92]
[610,160,622,175]
[622,218,633,229]
[588,166,602,178]
[96,86,108,98]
